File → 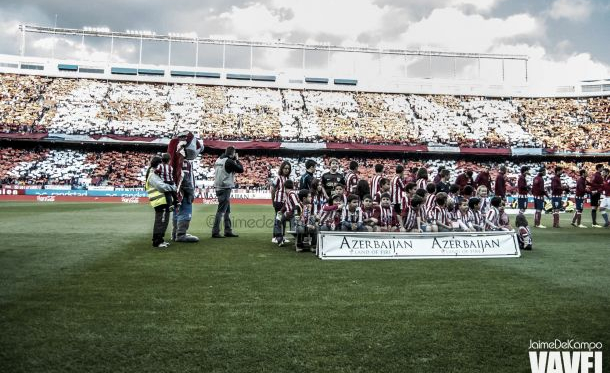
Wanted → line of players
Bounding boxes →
[514,163,610,229]
[269,159,607,252]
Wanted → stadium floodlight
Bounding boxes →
[169,32,198,39]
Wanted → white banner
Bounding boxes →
[427,146,461,153]
[44,184,72,190]
[317,231,520,260]
[280,142,327,150]
[88,186,115,191]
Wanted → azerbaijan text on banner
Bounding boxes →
[317,231,520,260]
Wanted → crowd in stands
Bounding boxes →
[0,146,602,194]
[1,73,609,151]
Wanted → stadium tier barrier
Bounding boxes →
[3,132,608,156]
[317,231,521,260]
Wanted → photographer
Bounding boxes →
[212,146,244,238]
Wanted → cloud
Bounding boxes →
[490,43,610,83]
[549,0,593,22]
[213,0,390,44]
[399,8,540,52]
[533,53,610,83]
[448,0,503,12]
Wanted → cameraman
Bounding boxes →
[212,146,244,238]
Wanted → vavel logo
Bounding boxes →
[121,197,140,204]
[529,340,602,373]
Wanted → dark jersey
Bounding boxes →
[517,174,529,195]
[494,173,506,197]
[456,173,472,191]
[475,171,491,191]
[590,172,603,193]
[551,175,563,196]
[575,176,586,197]
[300,171,314,191]
[532,175,546,197]
[321,172,346,197]
[436,181,450,194]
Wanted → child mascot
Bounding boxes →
[167,131,204,242]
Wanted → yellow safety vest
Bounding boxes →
[145,175,167,208]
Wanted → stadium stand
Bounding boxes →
[0,146,596,191]
[1,73,609,151]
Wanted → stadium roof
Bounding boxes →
[20,24,528,61]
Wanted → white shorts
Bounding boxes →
[600,197,610,209]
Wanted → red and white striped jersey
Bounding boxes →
[375,205,400,228]
[402,205,419,230]
[370,174,383,197]
[373,191,384,205]
[467,209,483,227]
[400,195,411,216]
[345,171,359,194]
[419,204,428,222]
[479,197,490,216]
[485,206,499,230]
[319,205,340,227]
[341,206,363,224]
[294,203,314,225]
[446,208,456,223]
[272,175,287,203]
[423,194,436,218]
[284,190,299,215]
[155,163,174,183]
[456,210,469,225]
[390,175,405,205]
[362,206,377,220]
[416,178,428,191]
[430,205,448,226]
[311,194,326,216]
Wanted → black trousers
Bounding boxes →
[152,204,170,246]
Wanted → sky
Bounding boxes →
[0,0,609,84]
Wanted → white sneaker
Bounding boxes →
[592,224,603,228]
[271,237,278,243]
[578,224,588,228]
[155,242,170,248]
[536,225,547,229]
[284,239,291,243]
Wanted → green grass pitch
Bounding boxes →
[0,202,608,373]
